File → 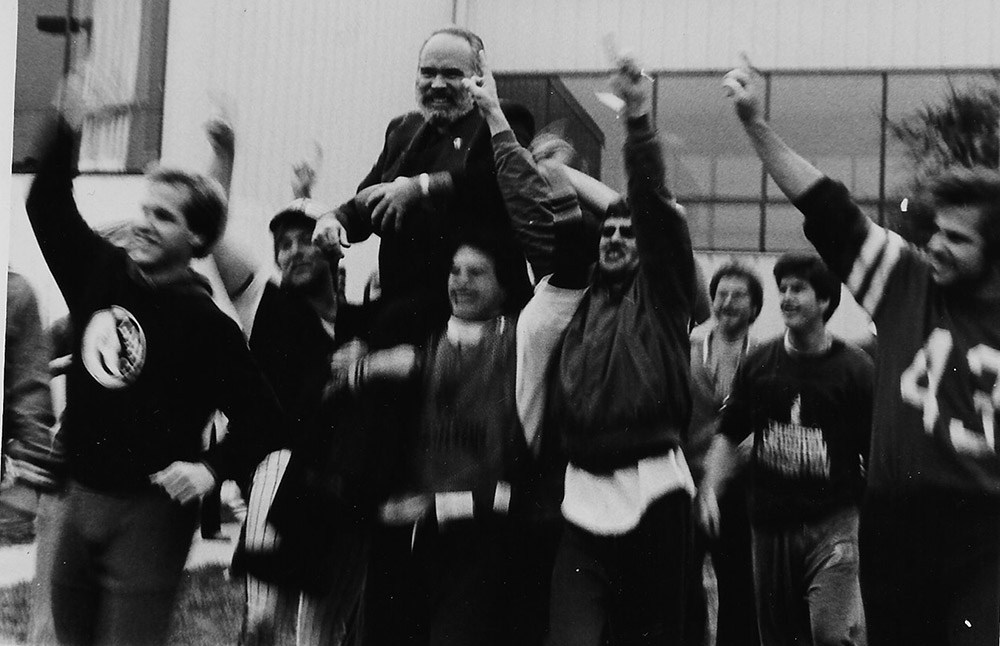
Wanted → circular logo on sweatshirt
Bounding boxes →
[81,306,147,389]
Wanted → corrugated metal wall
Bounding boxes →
[156,0,1000,235]
[161,1,455,240]
[12,0,1000,323]
[466,0,1000,72]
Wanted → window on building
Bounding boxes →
[12,0,169,174]
[498,67,999,253]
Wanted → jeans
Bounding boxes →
[28,491,65,646]
[752,506,865,646]
[547,491,691,646]
[860,492,1000,646]
[50,482,197,646]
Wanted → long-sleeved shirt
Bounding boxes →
[550,114,697,473]
[797,177,1000,498]
[25,115,283,492]
[334,109,532,346]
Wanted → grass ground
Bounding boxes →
[0,565,243,646]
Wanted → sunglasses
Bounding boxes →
[601,224,635,239]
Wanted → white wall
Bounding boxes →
[11,0,996,332]
[9,174,149,325]
[466,0,1000,72]
[161,1,456,244]
[2,1,18,390]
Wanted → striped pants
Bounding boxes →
[241,450,363,646]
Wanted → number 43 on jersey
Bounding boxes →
[901,328,1000,457]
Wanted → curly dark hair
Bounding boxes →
[773,252,841,321]
[918,165,1000,261]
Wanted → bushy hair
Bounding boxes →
[146,166,227,258]
[449,227,531,314]
[419,27,485,74]
[919,165,1000,261]
[710,262,764,323]
[773,251,841,321]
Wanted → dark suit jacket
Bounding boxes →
[336,109,530,346]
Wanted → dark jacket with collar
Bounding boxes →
[335,108,531,346]
[550,115,696,473]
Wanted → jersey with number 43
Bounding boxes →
[797,178,1000,497]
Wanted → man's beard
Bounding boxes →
[417,88,475,127]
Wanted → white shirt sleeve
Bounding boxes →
[231,271,273,341]
[515,275,587,449]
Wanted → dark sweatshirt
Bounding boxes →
[25,115,282,492]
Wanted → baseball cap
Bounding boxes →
[268,198,332,234]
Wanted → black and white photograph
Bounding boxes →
[2,2,1000,645]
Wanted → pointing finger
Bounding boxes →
[739,51,763,77]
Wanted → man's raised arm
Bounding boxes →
[611,52,695,303]
[463,51,575,281]
[724,58,877,286]
[723,62,824,201]
[25,74,114,312]
[204,118,263,301]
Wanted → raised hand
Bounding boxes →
[56,67,91,132]
[205,117,235,158]
[291,142,323,199]
[462,50,501,117]
[291,161,316,199]
[462,50,513,136]
[57,60,122,132]
[603,35,651,119]
[723,53,765,123]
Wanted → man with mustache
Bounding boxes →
[725,61,1000,646]
[544,49,698,646]
[698,252,873,646]
[686,262,764,646]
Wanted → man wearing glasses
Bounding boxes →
[545,51,698,646]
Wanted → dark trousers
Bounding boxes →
[752,507,865,646]
[686,484,759,646]
[547,491,692,646]
[50,482,197,646]
[362,524,427,646]
[860,492,1000,646]
[414,516,515,646]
